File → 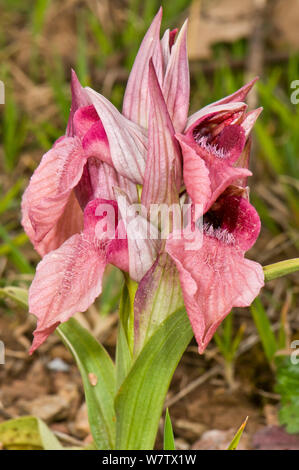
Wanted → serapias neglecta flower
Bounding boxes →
[22,7,264,355]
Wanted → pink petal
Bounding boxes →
[166,229,264,353]
[116,189,159,282]
[75,158,138,210]
[73,104,112,166]
[211,77,258,106]
[29,232,107,353]
[66,70,90,137]
[122,8,163,127]
[163,20,190,132]
[177,134,250,212]
[241,107,263,139]
[106,236,129,273]
[83,198,129,272]
[214,124,246,163]
[85,87,147,184]
[177,137,211,214]
[233,139,251,187]
[36,191,84,256]
[73,105,99,139]
[141,60,182,210]
[21,136,86,251]
[186,101,247,134]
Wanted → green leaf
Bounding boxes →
[250,298,278,363]
[275,357,299,433]
[263,258,299,282]
[164,409,175,450]
[227,416,248,450]
[57,318,116,449]
[0,286,29,308]
[115,307,193,450]
[134,254,183,356]
[0,416,62,450]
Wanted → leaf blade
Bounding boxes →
[115,307,192,450]
[57,318,116,449]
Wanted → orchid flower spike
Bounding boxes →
[22,7,264,354]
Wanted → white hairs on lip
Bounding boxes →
[203,223,235,245]
[194,134,226,159]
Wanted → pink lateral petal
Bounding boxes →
[141,60,181,209]
[210,194,261,251]
[73,105,99,139]
[177,134,250,212]
[29,232,107,353]
[176,136,211,214]
[122,7,163,127]
[85,87,147,184]
[163,20,189,132]
[210,77,259,107]
[166,230,264,353]
[21,136,86,250]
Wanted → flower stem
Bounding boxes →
[263,258,299,282]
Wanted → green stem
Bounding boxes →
[263,258,299,282]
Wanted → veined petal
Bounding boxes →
[210,77,258,106]
[166,229,264,353]
[186,101,247,134]
[177,134,250,212]
[116,189,159,282]
[141,60,181,209]
[122,7,163,127]
[21,136,86,251]
[85,87,147,184]
[29,232,107,353]
[73,105,99,139]
[163,20,190,132]
[36,191,84,256]
[208,193,261,251]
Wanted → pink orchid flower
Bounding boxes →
[22,7,264,355]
